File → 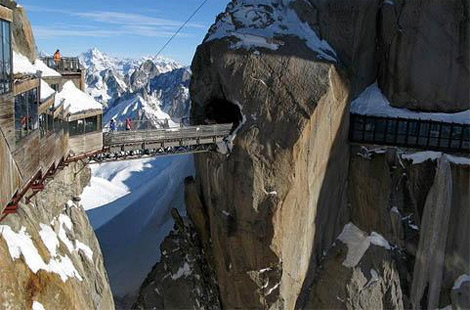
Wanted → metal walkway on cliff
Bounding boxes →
[67,122,234,163]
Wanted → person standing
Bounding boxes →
[125,118,132,131]
[110,119,116,132]
[53,49,61,68]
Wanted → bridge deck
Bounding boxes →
[103,123,233,148]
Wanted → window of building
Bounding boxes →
[39,112,54,138]
[15,88,39,142]
[0,19,11,94]
[69,115,102,136]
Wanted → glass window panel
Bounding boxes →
[430,123,440,137]
[441,125,451,139]
[397,120,407,135]
[407,136,418,145]
[85,116,97,133]
[419,123,429,137]
[39,114,46,138]
[408,121,419,136]
[365,118,375,132]
[439,138,450,148]
[451,126,462,140]
[396,135,406,144]
[429,137,439,147]
[386,120,397,143]
[450,139,461,149]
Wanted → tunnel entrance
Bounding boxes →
[203,98,243,130]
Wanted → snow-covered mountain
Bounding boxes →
[79,48,194,306]
[79,48,188,121]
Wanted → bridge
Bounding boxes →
[70,123,234,163]
[1,121,233,220]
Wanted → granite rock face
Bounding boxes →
[340,148,470,309]
[378,0,469,112]
[297,0,469,111]
[133,210,220,310]
[0,163,114,310]
[191,16,351,308]
[132,0,469,308]
[0,0,37,62]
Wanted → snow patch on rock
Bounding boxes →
[0,225,83,282]
[402,151,470,166]
[337,223,391,268]
[351,83,470,124]
[453,274,470,290]
[32,301,45,310]
[206,0,336,61]
[171,262,192,280]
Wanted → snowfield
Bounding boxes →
[81,155,194,299]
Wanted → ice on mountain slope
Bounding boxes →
[206,0,337,61]
[79,48,183,108]
[351,83,470,124]
[81,155,194,299]
[103,93,177,128]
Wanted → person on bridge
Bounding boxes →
[110,119,116,132]
[53,49,61,67]
[125,118,132,131]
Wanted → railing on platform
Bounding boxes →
[106,117,214,132]
[41,56,81,72]
[350,114,470,153]
[103,123,233,148]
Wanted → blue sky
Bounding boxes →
[18,0,229,65]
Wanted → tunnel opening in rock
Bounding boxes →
[203,98,243,129]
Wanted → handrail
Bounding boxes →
[40,56,81,72]
[350,113,470,153]
[103,123,233,148]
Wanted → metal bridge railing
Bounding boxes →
[103,123,233,148]
[41,57,81,72]
[350,114,470,153]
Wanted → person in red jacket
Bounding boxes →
[125,118,132,131]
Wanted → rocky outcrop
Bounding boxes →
[304,223,403,309]
[149,68,191,119]
[378,0,469,112]
[0,162,114,310]
[183,0,469,309]
[133,209,220,310]
[295,0,469,111]
[0,0,37,62]
[191,7,351,306]
[332,148,470,309]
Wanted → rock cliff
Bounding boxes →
[0,162,114,310]
[300,0,469,111]
[0,0,36,62]
[190,2,351,308]
[0,3,114,309]
[181,0,470,309]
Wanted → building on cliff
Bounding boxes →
[0,2,114,309]
[0,3,103,215]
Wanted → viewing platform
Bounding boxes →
[40,56,85,91]
[41,56,82,73]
